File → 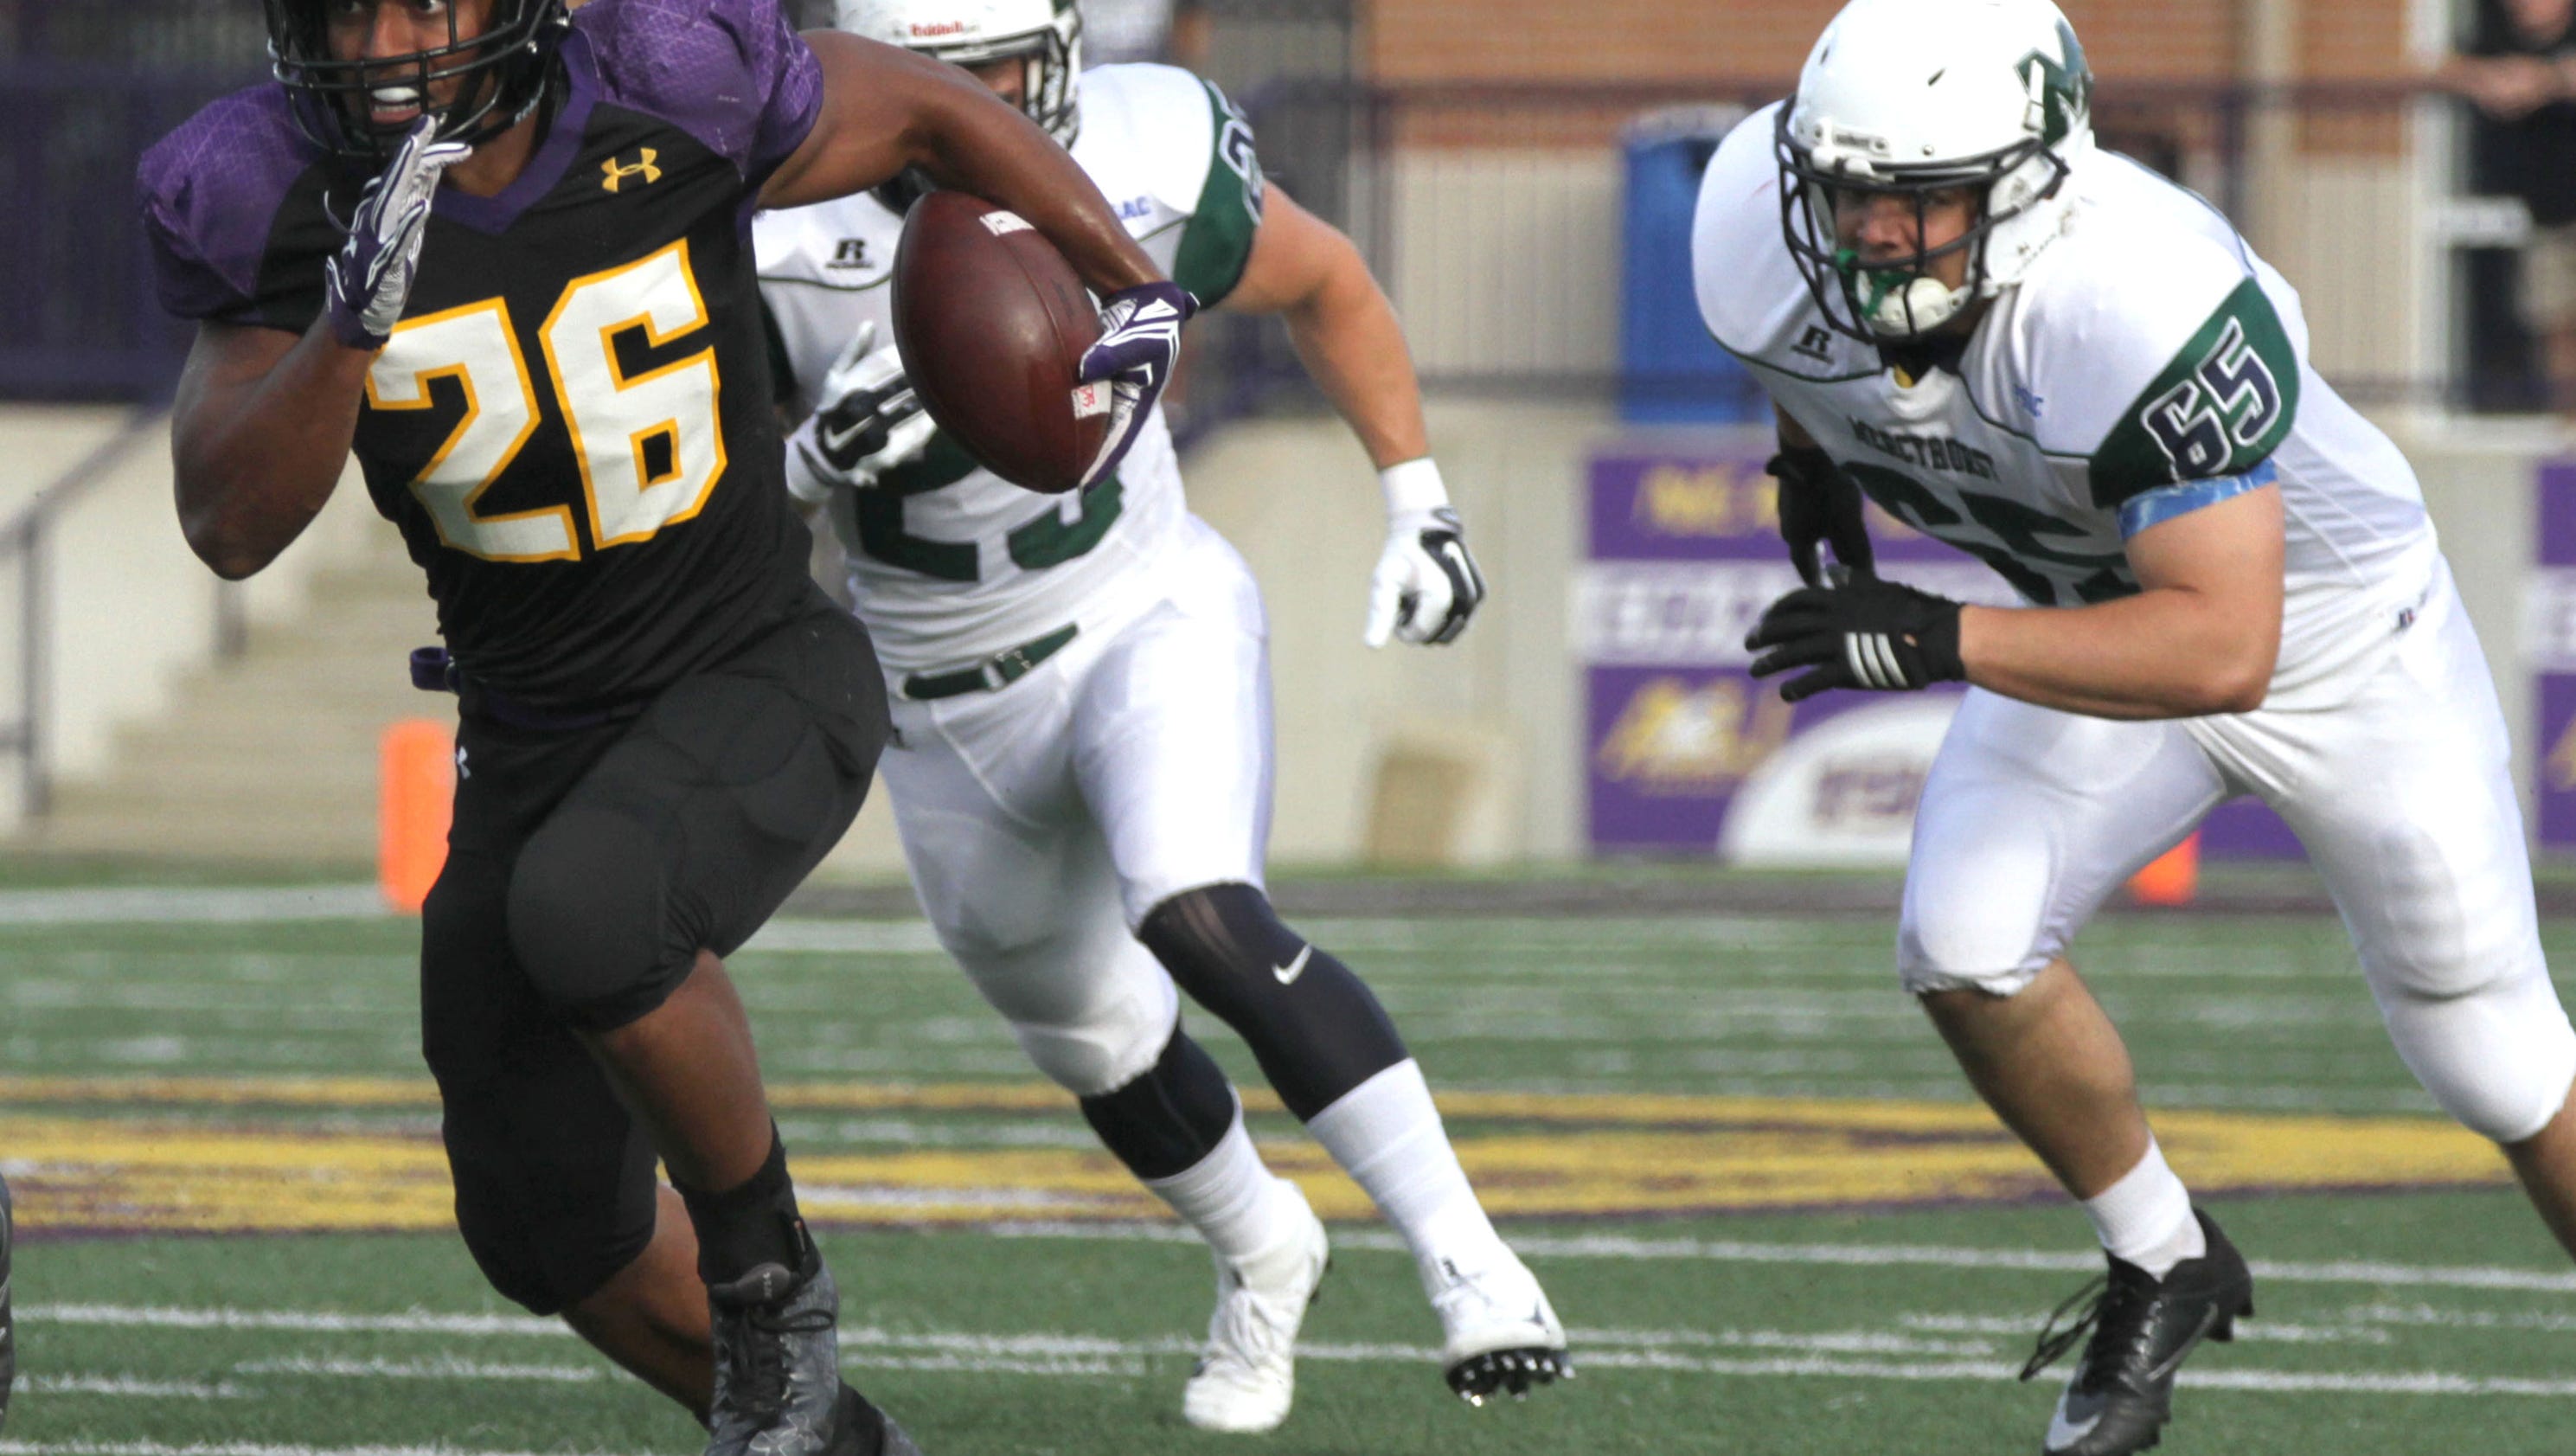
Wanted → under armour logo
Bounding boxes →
[829,238,871,269]
[600,149,662,193]
[1792,325,1835,362]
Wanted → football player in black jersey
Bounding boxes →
[138,1,1189,1450]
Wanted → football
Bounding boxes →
[890,189,1109,496]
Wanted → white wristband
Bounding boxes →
[783,418,836,506]
[1378,457,1449,516]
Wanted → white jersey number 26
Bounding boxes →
[365,240,725,562]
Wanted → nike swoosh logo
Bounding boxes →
[821,419,868,455]
[2043,1391,2101,1452]
[2143,1304,2226,1384]
[1273,946,1313,985]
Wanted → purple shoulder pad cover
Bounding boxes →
[136,87,327,324]
[575,0,823,184]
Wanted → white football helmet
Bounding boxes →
[1776,0,2094,341]
[837,0,1084,144]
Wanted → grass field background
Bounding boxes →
[5,875,2576,1453]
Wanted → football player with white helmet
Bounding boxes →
[1696,2,2576,1453]
[757,0,1553,1434]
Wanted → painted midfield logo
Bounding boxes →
[600,149,663,193]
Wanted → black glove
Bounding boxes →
[1770,446,1874,588]
[1746,575,1965,702]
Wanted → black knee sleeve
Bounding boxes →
[1137,882,1408,1121]
[1080,1027,1240,1180]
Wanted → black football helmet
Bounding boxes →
[264,0,572,161]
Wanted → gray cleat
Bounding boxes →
[706,1233,915,1456]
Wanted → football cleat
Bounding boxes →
[706,1232,912,1456]
[2022,1209,2254,1456]
[0,1168,13,1434]
[1427,1248,1570,1406]
[1182,1183,1330,1434]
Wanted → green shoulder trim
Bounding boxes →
[1171,79,1265,308]
[2086,276,2299,510]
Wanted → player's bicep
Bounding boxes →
[1217,186,1347,315]
[2123,480,2283,630]
[759,33,959,210]
[173,319,304,447]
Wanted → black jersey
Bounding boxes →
[139,0,826,709]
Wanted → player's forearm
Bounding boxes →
[917,109,1157,295]
[172,321,369,580]
[1957,590,2277,720]
[1282,256,1427,469]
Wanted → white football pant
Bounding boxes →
[1902,557,2576,1144]
[878,516,1272,1096]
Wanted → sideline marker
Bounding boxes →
[2128,831,2201,907]
[378,719,455,914]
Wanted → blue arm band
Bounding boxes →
[2117,459,2278,541]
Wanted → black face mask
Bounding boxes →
[1774,103,2068,344]
[265,0,571,162]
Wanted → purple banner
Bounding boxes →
[2532,465,2576,852]
[1580,441,2301,861]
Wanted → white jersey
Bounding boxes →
[1693,103,2437,709]
[756,63,1265,673]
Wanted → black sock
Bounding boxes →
[674,1126,805,1286]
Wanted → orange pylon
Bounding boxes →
[2128,831,2201,907]
[379,718,456,914]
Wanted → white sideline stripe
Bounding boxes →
[988,1223,2576,1294]
[29,1314,2576,1405]
[231,1357,604,1383]
[0,1446,659,1456]
[0,885,388,925]
[24,1305,572,1337]
[1902,1312,2393,1347]
[23,1374,243,1398]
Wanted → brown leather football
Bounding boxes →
[890,190,1107,496]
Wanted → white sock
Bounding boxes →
[1143,1106,1301,1265]
[2081,1138,2205,1279]
[1305,1060,1507,1278]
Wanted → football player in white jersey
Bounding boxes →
[755,0,1566,1434]
[1695,2,2576,1453]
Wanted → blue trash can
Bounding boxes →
[1620,106,1764,424]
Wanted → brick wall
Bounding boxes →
[1363,0,2411,87]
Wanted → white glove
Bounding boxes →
[324,116,471,350]
[1364,458,1488,648]
[784,322,937,503]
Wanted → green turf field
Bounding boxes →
[5,884,2576,1453]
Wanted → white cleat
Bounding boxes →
[1426,1248,1571,1406]
[1181,1183,1330,1434]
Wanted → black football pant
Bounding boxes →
[420,598,888,1314]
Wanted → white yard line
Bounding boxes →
[28,1306,2576,1405]
[0,886,388,926]
[986,1222,2576,1293]
[0,1446,660,1456]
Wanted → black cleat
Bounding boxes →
[2022,1209,2254,1456]
[706,1231,922,1456]
[0,1169,13,1435]
[831,1382,925,1456]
